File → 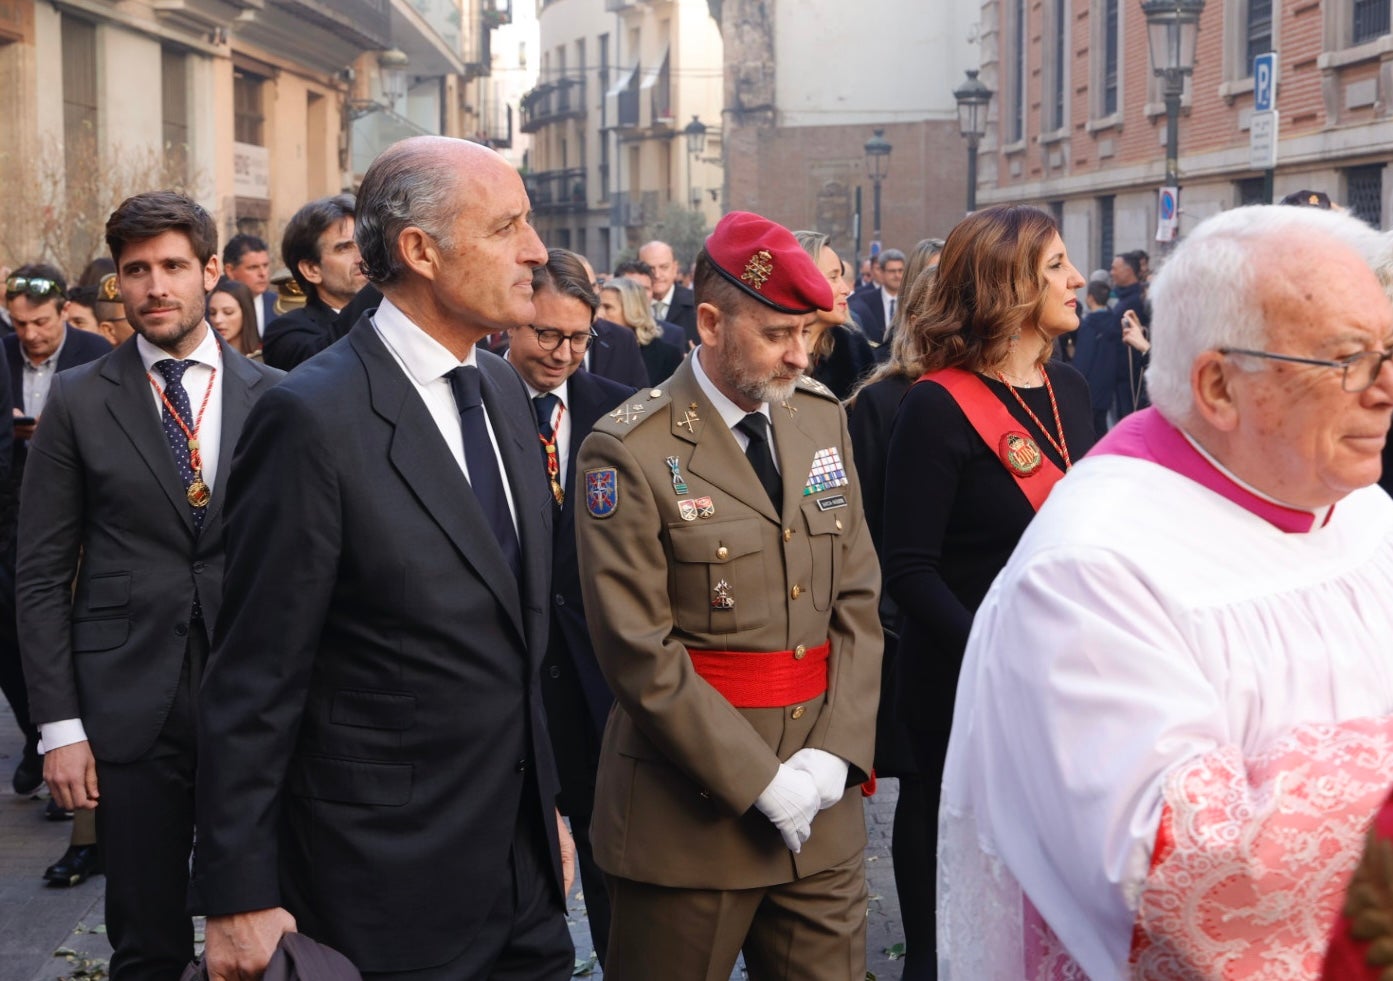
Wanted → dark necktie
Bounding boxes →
[446,365,521,579]
[888,296,897,323]
[154,358,205,533]
[534,392,563,507]
[534,392,559,440]
[736,412,781,510]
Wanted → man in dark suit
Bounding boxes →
[223,233,277,341]
[262,194,368,371]
[847,248,905,349]
[504,248,632,967]
[613,259,686,351]
[588,318,649,389]
[640,240,698,347]
[194,135,575,981]
[17,193,282,978]
[2,263,118,883]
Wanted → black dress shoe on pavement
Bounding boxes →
[44,797,73,821]
[43,844,102,887]
[11,746,41,795]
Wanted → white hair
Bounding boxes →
[1146,204,1386,422]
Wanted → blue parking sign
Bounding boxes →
[1254,53,1276,113]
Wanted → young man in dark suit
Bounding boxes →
[505,248,633,967]
[194,136,575,981]
[17,193,282,978]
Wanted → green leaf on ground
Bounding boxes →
[572,953,598,976]
[884,942,906,960]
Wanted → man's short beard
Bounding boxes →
[719,342,798,407]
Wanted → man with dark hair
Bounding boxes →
[848,247,905,348]
[17,190,281,978]
[0,263,95,802]
[576,211,883,980]
[194,135,574,981]
[1071,278,1120,435]
[1110,251,1150,418]
[222,232,276,339]
[262,194,368,371]
[505,247,632,967]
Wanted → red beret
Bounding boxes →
[702,211,834,314]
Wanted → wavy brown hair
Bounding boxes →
[908,205,1060,375]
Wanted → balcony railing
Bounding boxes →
[519,77,587,133]
[526,168,589,213]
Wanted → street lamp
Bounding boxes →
[1142,0,1205,212]
[378,48,409,112]
[863,129,893,246]
[953,69,992,214]
[683,115,707,211]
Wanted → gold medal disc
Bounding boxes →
[187,480,211,508]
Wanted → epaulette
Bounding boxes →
[590,385,672,438]
[794,374,838,402]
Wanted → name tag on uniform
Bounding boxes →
[816,495,848,511]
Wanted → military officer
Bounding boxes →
[575,211,883,980]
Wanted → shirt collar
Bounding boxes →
[516,369,569,410]
[659,284,676,306]
[371,295,477,384]
[136,323,222,373]
[690,344,771,430]
[1089,407,1333,534]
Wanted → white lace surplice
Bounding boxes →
[938,450,1393,981]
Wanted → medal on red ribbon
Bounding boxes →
[998,431,1044,477]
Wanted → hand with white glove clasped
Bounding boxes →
[754,763,821,853]
[785,748,850,810]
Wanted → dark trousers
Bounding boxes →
[898,732,950,981]
[96,627,204,981]
[0,554,39,760]
[362,785,572,981]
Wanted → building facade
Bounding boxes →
[522,0,723,271]
[976,0,1393,271]
[717,0,982,267]
[0,0,509,278]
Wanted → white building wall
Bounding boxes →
[774,0,983,126]
[99,25,163,160]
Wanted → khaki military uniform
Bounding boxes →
[576,356,883,979]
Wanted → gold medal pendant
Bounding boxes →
[187,480,211,508]
[550,477,565,507]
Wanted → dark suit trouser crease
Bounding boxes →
[360,781,572,981]
[97,625,205,981]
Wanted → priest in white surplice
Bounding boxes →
[937,204,1393,981]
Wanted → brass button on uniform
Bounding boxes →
[790,584,802,600]
[716,545,729,560]
[650,388,662,398]
[791,705,806,720]
[793,644,807,660]
[835,518,843,530]
[783,528,793,542]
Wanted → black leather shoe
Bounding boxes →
[11,745,41,796]
[44,797,73,821]
[43,844,102,887]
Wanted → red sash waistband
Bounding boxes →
[688,640,831,708]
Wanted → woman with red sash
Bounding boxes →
[881,205,1094,978]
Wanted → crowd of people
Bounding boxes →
[2,135,1393,981]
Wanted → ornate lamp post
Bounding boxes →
[683,115,707,212]
[863,129,893,246]
[1141,0,1206,205]
[953,69,992,215]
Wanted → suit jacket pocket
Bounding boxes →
[71,616,130,653]
[84,572,131,611]
[330,689,416,730]
[289,755,413,806]
[667,517,770,633]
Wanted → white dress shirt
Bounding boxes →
[370,297,519,534]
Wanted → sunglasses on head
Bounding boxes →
[5,275,64,301]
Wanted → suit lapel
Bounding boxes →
[101,342,196,535]
[353,326,526,637]
[671,361,780,522]
[203,339,264,529]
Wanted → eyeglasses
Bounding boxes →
[527,324,597,353]
[1218,346,1393,393]
[5,276,64,301]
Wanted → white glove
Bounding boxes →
[753,764,820,853]
[785,748,850,811]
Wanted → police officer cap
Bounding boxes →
[702,211,834,315]
[1278,189,1332,209]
